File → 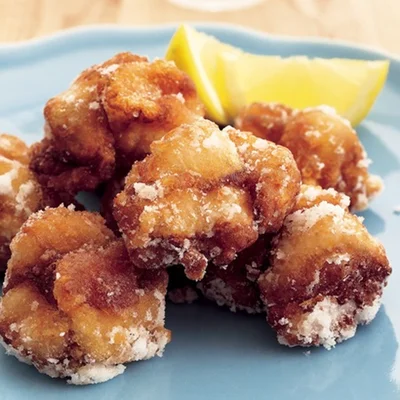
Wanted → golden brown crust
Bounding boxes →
[280,107,382,211]
[0,134,43,271]
[29,139,112,201]
[102,58,204,167]
[258,187,391,348]
[114,119,300,281]
[235,103,293,143]
[4,206,114,294]
[0,207,170,383]
[235,104,383,211]
[30,53,204,197]
[0,134,30,164]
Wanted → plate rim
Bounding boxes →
[0,22,399,64]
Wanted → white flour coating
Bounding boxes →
[366,175,384,200]
[284,201,345,233]
[0,157,19,195]
[0,285,169,385]
[306,270,320,294]
[252,138,269,150]
[357,158,372,169]
[279,295,382,350]
[326,253,351,265]
[305,130,321,138]
[88,101,100,110]
[0,318,169,384]
[202,129,238,158]
[298,186,350,209]
[174,92,185,104]
[106,324,169,361]
[68,364,126,385]
[296,298,357,349]
[198,278,263,314]
[303,105,352,128]
[99,64,119,75]
[15,181,35,214]
[134,181,164,200]
[0,156,39,216]
[0,336,33,365]
[355,296,381,324]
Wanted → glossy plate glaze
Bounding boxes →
[0,24,399,400]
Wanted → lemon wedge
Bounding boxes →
[219,53,389,125]
[166,25,389,126]
[165,24,240,125]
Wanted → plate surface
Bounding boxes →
[0,24,400,400]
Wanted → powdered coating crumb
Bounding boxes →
[114,119,301,281]
[295,297,358,349]
[99,64,119,75]
[285,201,345,233]
[68,364,126,385]
[0,140,43,271]
[259,186,391,350]
[198,278,263,314]
[0,207,171,385]
[134,182,164,201]
[88,101,100,110]
[280,108,382,211]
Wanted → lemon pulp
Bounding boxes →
[166,25,389,126]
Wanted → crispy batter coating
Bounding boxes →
[30,53,204,197]
[114,119,300,281]
[0,134,30,163]
[235,103,293,143]
[258,186,391,349]
[235,104,382,211]
[280,106,383,211]
[0,207,170,384]
[0,134,43,271]
[102,57,204,167]
[198,236,270,313]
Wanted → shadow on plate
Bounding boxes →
[357,208,386,236]
[357,123,400,178]
[0,300,398,400]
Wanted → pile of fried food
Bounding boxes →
[0,52,391,385]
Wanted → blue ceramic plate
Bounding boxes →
[0,24,399,400]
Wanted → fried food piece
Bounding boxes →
[102,57,204,167]
[0,207,170,384]
[0,134,43,271]
[235,104,382,211]
[235,103,293,143]
[30,53,204,197]
[114,119,301,281]
[280,106,383,211]
[258,186,391,349]
[198,236,270,314]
